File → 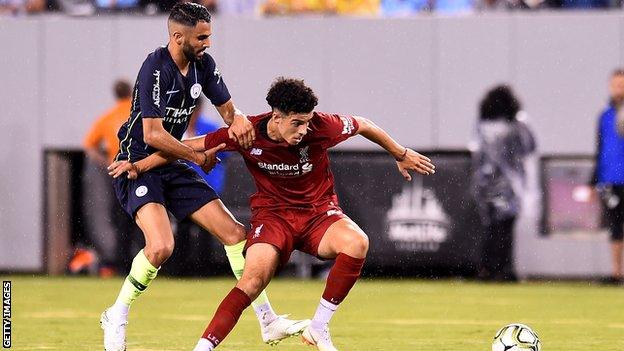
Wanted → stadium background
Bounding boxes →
[2,12,622,275]
[2,7,624,351]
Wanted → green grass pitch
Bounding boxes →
[3,276,624,350]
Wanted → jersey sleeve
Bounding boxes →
[201,55,231,107]
[318,112,360,148]
[204,127,238,152]
[137,57,168,119]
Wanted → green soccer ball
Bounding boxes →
[491,323,541,351]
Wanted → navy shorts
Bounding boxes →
[113,161,219,220]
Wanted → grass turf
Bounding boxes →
[2,276,624,350]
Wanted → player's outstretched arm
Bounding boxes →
[107,143,226,179]
[353,116,435,181]
[143,118,207,165]
[215,99,255,149]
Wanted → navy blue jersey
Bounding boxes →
[116,46,231,162]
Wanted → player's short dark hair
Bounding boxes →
[479,84,520,122]
[612,68,624,78]
[169,2,211,27]
[266,77,318,115]
[113,79,132,100]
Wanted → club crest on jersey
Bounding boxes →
[340,116,354,135]
[299,146,310,163]
[135,185,148,197]
[190,83,202,99]
[250,148,263,156]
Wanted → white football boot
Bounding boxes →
[301,325,338,351]
[261,315,311,345]
[100,309,128,351]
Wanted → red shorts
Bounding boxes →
[245,199,348,269]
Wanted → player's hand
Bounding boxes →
[396,148,435,181]
[228,114,255,149]
[200,143,226,173]
[107,160,139,179]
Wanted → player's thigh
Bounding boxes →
[317,218,369,259]
[189,199,245,245]
[135,202,175,249]
[236,243,280,297]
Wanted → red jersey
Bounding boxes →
[204,111,359,209]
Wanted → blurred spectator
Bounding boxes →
[474,0,527,10]
[138,0,216,15]
[74,79,142,277]
[434,0,474,14]
[0,0,45,15]
[56,0,95,15]
[333,0,380,15]
[219,0,261,15]
[260,0,332,15]
[381,0,428,16]
[562,0,609,7]
[471,85,536,282]
[94,0,139,11]
[590,69,624,285]
[261,0,379,16]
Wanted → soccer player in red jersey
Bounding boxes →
[110,77,435,351]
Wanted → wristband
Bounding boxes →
[395,148,408,162]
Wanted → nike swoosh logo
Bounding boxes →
[166,90,179,95]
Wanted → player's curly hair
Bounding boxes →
[266,77,318,114]
[169,2,211,27]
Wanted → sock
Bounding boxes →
[254,302,278,327]
[110,249,158,318]
[223,241,271,309]
[193,338,215,351]
[311,298,338,331]
[311,253,365,329]
[201,287,251,348]
[321,253,365,305]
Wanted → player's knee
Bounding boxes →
[145,240,175,265]
[222,222,247,246]
[237,275,266,300]
[349,233,369,258]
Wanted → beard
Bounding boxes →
[182,43,199,62]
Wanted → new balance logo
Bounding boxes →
[250,148,263,156]
[327,209,342,217]
[253,224,264,239]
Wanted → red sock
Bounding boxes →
[201,287,251,347]
[322,253,365,305]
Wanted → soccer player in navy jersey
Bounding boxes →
[109,77,436,351]
[100,4,307,351]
